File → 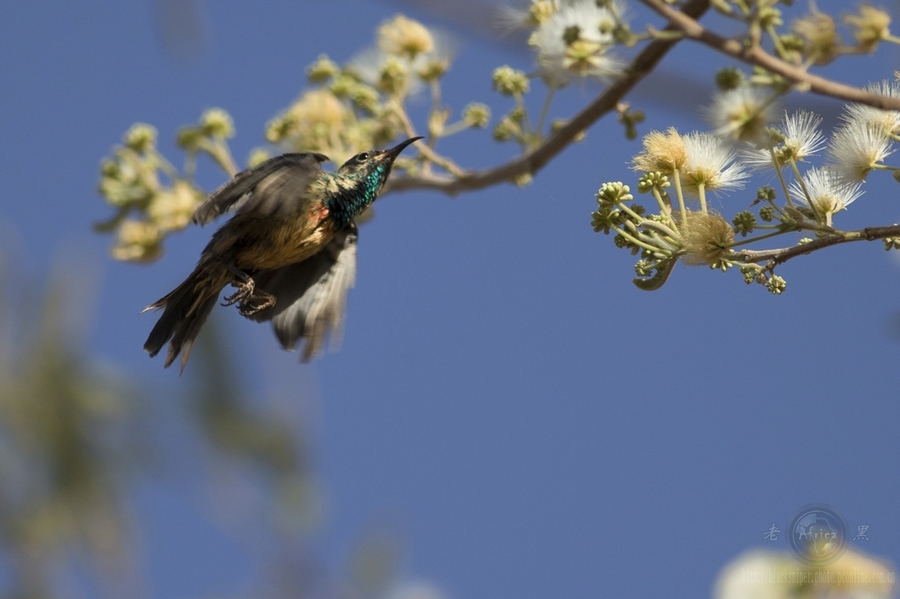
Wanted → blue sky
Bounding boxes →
[2,1,900,598]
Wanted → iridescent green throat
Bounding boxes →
[326,166,387,228]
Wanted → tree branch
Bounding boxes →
[737,225,900,265]
[638,0,900,111]
[387,0,713,195]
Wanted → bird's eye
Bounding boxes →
[356,152,370,161]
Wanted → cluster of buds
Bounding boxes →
[98,14,488,262]
[592,74,900,293]
[490,0,632,153]
[96,118,222,262]
[266,14,484,168]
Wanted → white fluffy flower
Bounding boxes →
[681,132,748,195]
[708,87,778,143]
[790,166,863,222]
[497,0,562,31]
[743,110,825,171]
[827,118,894,183]
[530,0,622,86]
[844,79,900,135]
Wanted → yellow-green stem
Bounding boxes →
[672,170,688,223]
[766,24,789,60]
[652,188,678,233]
[770,148,795,208]
[617,202,645,224]
[788,158,821,223]
[611,223,672,256]
[535,87,556,139]
[727,228,791,249]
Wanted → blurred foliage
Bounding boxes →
[0,260,141,597]
[0,252,325,597]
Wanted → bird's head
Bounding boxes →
[335,136,422,189]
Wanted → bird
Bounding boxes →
[143,136,422,372]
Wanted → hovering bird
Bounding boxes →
[143,136,421,371]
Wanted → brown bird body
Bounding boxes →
[142,137,421,371]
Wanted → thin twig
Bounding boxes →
[638,0,900,111]
[386,0,713,195]
[737,225,900,265]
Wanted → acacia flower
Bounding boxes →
[708,86,778,143]
[844,79,900,136]
[743,110,825,171]
[681,132,747,196]
[378,14,434,58]
[827,118,894,182]
[790,167,863,224]
[498,0,561,31]
[349,28,455,95]
[631,128,687,174]
[530,0,622,87]
[844,4,891,52]
[681,211,735,266]
[792,6,842,65]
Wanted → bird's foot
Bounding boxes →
[222,277,256,307]
[237,290,276,317]
[222,277,276,316]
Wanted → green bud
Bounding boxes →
[307,54,339,83]
[265,116,291,144]
[595,182,632,207]
[417,58,449,82]
[637,172,670,194]
[758,6,783,29]
[112,220,162,262]
[634,259,652,277]
[200,108,235,138]
[124,123,157,152]
[757,186,777,202]
[350,84,380,115]
[330,74,357,98]
[780,33,805,52]
[514,173,533,187]
[766,274,787,295]
[740,265,759,284]
[248,148,271,168]
[492,66,529,96]
[462,103,491,128]
[612,23,635,45]
[378,56,409,95]
[590,206,619,234]
[176,126,204,151]
[613,233,630,249]
[732,211,757,236]
[492,116,519,142]
[759,205,775,222]
[100,159,120,179]
[715,67,744,91]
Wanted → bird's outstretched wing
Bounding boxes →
[192,152,329,226]
[248,223,358,362]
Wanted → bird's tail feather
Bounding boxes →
[143,263,231,372]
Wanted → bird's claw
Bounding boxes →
[222,278,276,316]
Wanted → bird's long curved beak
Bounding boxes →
[384,136,423,160]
